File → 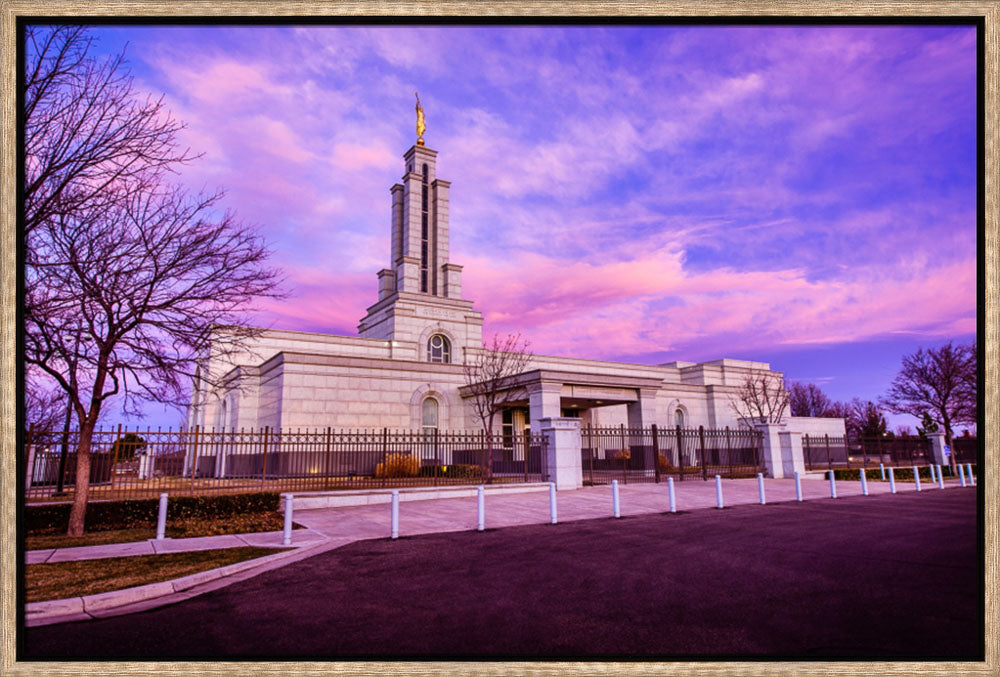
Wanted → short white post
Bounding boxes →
[477,485,485,532]
[757,472,766,505]
[966,463,975,486]
[929,464,937,483]
[937,465,945,490]
[715,474,724,509]
[549,482,558,524]
[390,490,399,539]
[889,467,897,494]
[913,465,921,492]
[860,468,869,496]
[667,476,676,513]
[829,470,837,499]
[795,471,803,502]
[958,463,967,487]
[612,479,621,518]
[879,463,886,480]
[282,494,293,546]
[156,493,168,540]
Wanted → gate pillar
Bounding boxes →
[754,423,803,479]
[540,417,582,490]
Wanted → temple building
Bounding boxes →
[187,113,843,461]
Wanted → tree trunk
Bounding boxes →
[66,417,96,537]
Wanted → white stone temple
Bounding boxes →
[187,132,843,454]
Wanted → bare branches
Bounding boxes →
[787,381,833,417]
[729,368,789,426]
[880,341,977,444]
[462,333,532,433]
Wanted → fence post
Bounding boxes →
[283,494,294,545]
[652,424,660,484]
[612,479,621,518]
[109,423,123,496]
[825,434,832,471]
[523,429,530,482]
[757,472,766,505]
[586,423,595,485]
[699,426,708,481]
[549,482,558,524]
[715,474,724,509]
[726,426,734,478]
[434,428,440,487]
[324,427,332,491]
[619,424,628,485]
[676,425,685,481]
[860,467,869,496]
[25,423,36,493]
[156,493,168,540]
[667,476,676,513]
[803,435,811,471]
[260,426,270,492]
[190,425,202,494]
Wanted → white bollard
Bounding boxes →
[667,476,676,513]
[612,479,621,518]
[958,463,967,487]
[889,467,897,494]
[282,494,294,546]
[929,464,937,483]
[715,474,724,509]
[937,465,945,490]
[477,485,485,532]
[549,482,558,524]
[967,463,975,486]
[757,472,766,505]
[829,470,837,499]
[156,493,168,540]
[795,471,803,502]
[913,465,921,492]
[880,463,886,480]
[860,468,869,496]
[390,490,399,539]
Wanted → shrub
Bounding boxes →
[374,452,420,478]
[609,448,631,461]
[417,463,484,479]
[26,492,281,534]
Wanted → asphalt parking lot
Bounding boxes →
[22,488,980,661]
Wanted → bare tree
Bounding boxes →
[462,334,532,474]
[729,369,790,426]
[880,341,976,451]
[787,381,833,417]
[24,26,282,536]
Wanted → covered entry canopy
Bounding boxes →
[458,368,665,432]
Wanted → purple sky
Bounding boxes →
[82,24,977,430]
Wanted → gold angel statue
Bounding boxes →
[415,92,426,146]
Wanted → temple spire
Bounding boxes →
[415,92,426,146]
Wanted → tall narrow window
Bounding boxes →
[675,408,685,428]
[422,397,439,431]
[420,164,429,292]
[427,334,451,363]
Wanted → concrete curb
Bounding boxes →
[25,537,348,627]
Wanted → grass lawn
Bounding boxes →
[26,513,304,551]
[26,546,290,603]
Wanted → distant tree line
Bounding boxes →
[787,340,977,445]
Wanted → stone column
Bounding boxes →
[778,430,805,478]
[528,382,562,433]
[540,417,582,490]
[754,422,788,478]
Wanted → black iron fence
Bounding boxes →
[801,434,954,470]
[581,424,764,485]
[25,425,549,503]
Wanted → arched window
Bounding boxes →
[675,408,685,428]
[421,397,439,431]
[427,334,451,363]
